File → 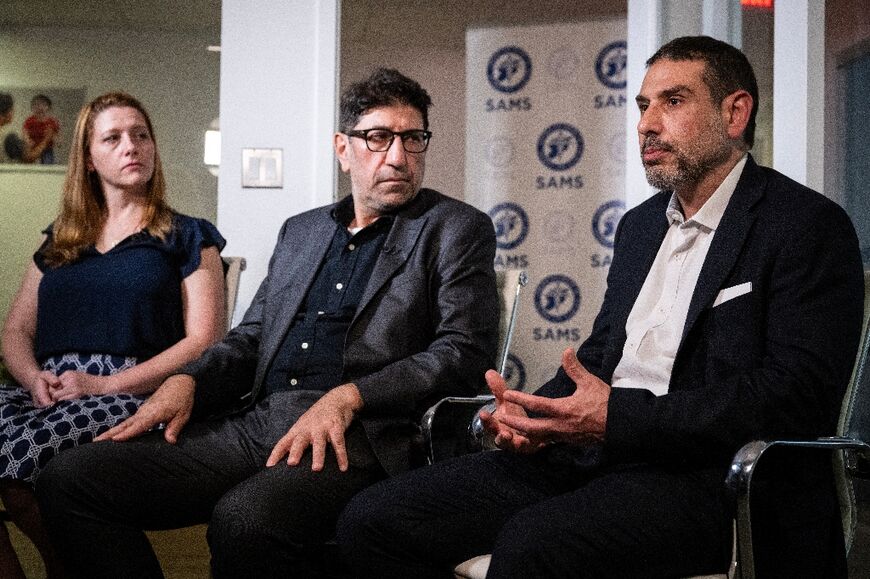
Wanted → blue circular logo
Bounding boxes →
[595,41,627,90]
[487,46,533,94]
[488,202,529,250]
[534,274,581,323]
[536,123,584,171]
[503,353,527,391]
[592,200,625,249]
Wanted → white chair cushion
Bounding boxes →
[453,554,490,579]
[453,554,728,579]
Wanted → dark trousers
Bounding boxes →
[339,448,848,579]
[35,390,386,579]
[338,449,737,579]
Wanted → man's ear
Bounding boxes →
[334,132,351,173]
[723,89,753,141]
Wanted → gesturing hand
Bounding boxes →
[266,384,363,472]
[96,374,195,444]
[479,369,549,454]
[498,348,610,446]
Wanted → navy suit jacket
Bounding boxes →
[184,188,499,475]
[539,156,863,545]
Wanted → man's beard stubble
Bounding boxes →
[641,123,733,192]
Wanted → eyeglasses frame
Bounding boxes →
[344,128,433,153]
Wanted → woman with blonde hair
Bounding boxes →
[0,92,226,578]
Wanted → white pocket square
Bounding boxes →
[713,281,752,307]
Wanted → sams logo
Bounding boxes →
[503,353,527,391]
[534,275,581,323]
[489,203,529,251]
[536,123,584,171]
[487,46,533,93]
[592,200,625,249]
[595,41,627,90]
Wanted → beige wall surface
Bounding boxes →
[0,167,65,324]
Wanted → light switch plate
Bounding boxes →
[242,148,283,188]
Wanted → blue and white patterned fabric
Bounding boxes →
[0,353,146,483]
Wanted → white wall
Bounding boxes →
[217,0,338,320]
[772,0,825,192]
[0,26,221,221]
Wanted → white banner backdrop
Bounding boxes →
[466,21,627,390]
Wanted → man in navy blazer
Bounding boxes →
[338,37,865,578]
[36,69,498,578]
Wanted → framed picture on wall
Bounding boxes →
[0,87,86,165]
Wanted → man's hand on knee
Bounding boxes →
[96,374,195,444]
[266,384,363,472]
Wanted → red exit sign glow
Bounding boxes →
[742,0,774,10]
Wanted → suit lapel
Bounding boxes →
[261,213,337,363]
[680,157,765,344]
[355,212,427,317]
[354,188,436,318]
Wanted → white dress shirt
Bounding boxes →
[611,155,747,396]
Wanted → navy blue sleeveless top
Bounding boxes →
[33,213,225,363]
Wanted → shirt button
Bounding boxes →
[301,342,309,349]
[290,378,298,386]
[336,283,344,290]
[348,244,356,251]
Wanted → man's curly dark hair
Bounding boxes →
[339,68,432,132]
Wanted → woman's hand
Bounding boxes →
[97,374,195,444]
[26,370,60,408]
[48,371,115,402]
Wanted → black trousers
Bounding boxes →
[35,390,386,579]
[339,449,735,579]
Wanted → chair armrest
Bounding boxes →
[420,395,495,465]
[725,437,870,579]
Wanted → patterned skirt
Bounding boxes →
[0,353,147,483]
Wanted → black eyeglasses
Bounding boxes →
[344,128,433,153]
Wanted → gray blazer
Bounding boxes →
[185,188,499,474]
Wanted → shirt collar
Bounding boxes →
[331,195,394,237]
[665,154,747,231]
[332,195,356,227]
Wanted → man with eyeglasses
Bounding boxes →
[36,68,499,579]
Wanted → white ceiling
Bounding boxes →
[0,0,221,32]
